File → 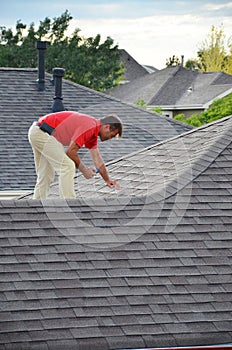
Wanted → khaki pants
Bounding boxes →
[28,123,76,199]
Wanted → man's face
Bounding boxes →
[99,124,119,141]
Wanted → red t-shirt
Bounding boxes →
[38,111,101,148]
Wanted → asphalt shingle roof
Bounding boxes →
[1,115,232,349]
[0,68,192,192]
[106,66,232,108]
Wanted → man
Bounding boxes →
[28,111,123,199]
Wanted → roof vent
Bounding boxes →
[36,41,47,91]
[51,68,65,112]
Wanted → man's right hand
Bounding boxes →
[106,179,120,190]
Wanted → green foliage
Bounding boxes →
[174,114,186,122]
[134,98,162,114]
[185,58,201,71]
[197,25,232,74]
[174,93,232,127]
[134,98,147,108]
[0,10,124,91]
[150,106,162,114]
[175,113,203,127]
[166,55,180,67]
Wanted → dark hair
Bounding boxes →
[100,114,123,138]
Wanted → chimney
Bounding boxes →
[36,41,47,91]
[181,55,184,67]
[51,68,65,112]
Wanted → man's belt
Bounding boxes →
[36,122,55,135]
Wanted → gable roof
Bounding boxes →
[1,115,232,349]
[119,49,150,82]
[106,66,232,109]
[0,68,192,192]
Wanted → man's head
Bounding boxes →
[99,114,123,141]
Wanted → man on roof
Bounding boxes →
[28,111,123,199]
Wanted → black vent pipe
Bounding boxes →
[36,41,47,91]
[51,68,65,112]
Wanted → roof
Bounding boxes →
[0,68,192,192]
[1,115,232,349]
[119,49,150,82]
[106,66,232,108]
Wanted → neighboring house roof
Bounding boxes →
[1,115,232,349]
[106,66,232,110]
[119,49,150,82]
[0,67,192,192]
[142,64,159,74]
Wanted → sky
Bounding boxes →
[1,0,232,69]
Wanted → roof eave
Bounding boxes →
[149,87,232,111]
[148,104,205,110]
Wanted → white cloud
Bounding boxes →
[68,12,232,69]
[204,1,232,11]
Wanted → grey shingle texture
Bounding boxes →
[119,49,149,81]
[106,66,232,107]
[1,115,232,349]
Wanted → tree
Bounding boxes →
[0,10,124,91]
[185,58,201,71]
[224,41,232,74]
[166,55,180,67]
[197,25,232,73]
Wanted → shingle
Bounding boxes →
[46,338,78,350]
[78,337,109,350]
[122,323,164,336]
[169,302,214,313]
[29,328,73,341]
[0,331,31,344]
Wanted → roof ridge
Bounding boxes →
[106,114,232,164]
[147,67,180,105]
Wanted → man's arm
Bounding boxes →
[89,147,120,189]
[66,141,95,179]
